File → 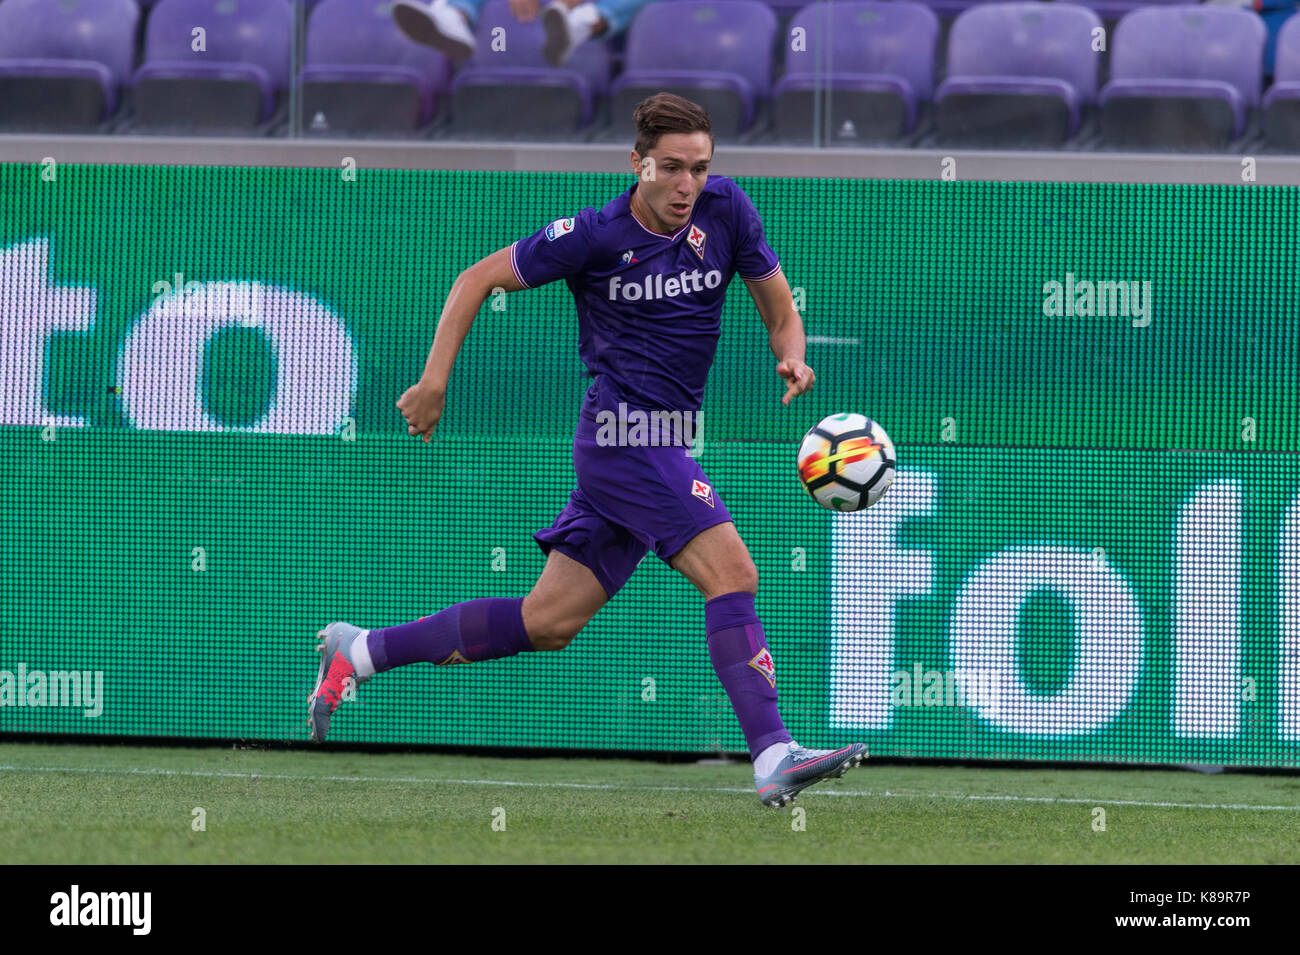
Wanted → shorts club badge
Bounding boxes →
[690,479,714,508]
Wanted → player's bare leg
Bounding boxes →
[668,520,758,599]
[521,550,609,651]
[670,521,867,806]
[309,550,606,741]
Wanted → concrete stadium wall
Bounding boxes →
[1,134,1300,184]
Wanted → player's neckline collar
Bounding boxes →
[627,186,692,241]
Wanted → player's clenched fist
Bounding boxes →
[396,381,446,443]
[776,359,815,406]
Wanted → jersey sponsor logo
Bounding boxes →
[687,225,706,259]
[621,249,638,264]
[607,269,722,302]
[691,478,715,508]
[748,648,776,688]
[545,217,575,241]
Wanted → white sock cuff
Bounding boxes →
[754,740,793,777]
[352,630,375,680]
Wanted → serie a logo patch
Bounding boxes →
[748,648,776,688]
[690,479,714,508]
[545,217,575,241]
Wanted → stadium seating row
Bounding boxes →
[0,0,1298,151]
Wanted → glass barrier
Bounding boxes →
[0,0,1290,150]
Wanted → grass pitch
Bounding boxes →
[2,742,1298,864]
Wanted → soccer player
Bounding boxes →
[308,93,868,807]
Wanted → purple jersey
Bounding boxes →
[509,175,781,414]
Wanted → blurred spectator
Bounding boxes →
[1205,0,1300,77]
[392,0,649,67]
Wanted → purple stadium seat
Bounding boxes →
[611,1,778,137]
[1100,6,1265,149]
[1263,13,1300,148]
[300,0,453,135]
[448,0,612,137]
[131,0,293,131]
[935,2,1101,146]
[0,0,140,130]
[772,2,938,143]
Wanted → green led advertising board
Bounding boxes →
[0,164,1297,766]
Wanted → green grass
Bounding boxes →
[2,742,1298,864]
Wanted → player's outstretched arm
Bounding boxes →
[397,246,526,443]
[743,271,816,406]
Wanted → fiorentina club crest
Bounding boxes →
[690,479,714,508]
[748,648,776,688]
[686,225,706,259]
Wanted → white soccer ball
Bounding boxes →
[797,413,897,512]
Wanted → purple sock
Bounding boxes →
[367,597,533,671]
[706,591,793,761]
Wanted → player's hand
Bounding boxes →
[777,358,815,406]
[509,0,541,21]
[396,381,446,444]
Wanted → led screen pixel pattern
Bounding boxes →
[0,163,1296,766]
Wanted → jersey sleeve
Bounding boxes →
[729,182,782,282]
[509,207,596,289]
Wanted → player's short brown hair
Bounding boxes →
[633,93,714,158]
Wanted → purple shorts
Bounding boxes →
[533,401,733,599]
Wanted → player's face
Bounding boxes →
[630,132,713,233]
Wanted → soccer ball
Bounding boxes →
[797,413,896,512]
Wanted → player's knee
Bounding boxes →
[701,560,758,600]
[732,556,759,596]
[528,630,574,652]
[691,551,759,600]
[525,616,586,652]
